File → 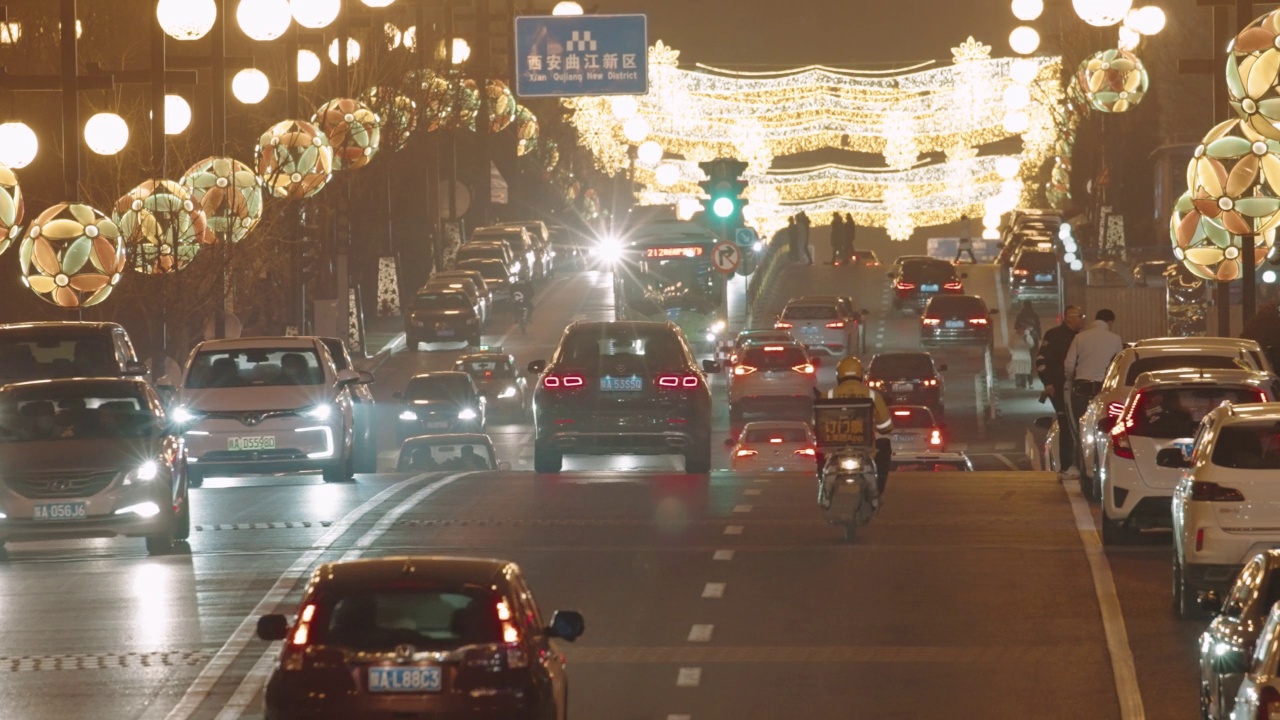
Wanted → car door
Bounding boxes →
[511,574,565,717]
[1208,559,1267,718]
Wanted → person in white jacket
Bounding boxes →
[1063,309,1123,477]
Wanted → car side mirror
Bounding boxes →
[496,460,512,472]
[988,308,999,315]
[357,370,375,385]
[702,360,721,374]
[336,369,359,385]
[528,359,547,374]
[724,437,736,447]
[961,273,969,279]
[938,364,948,372]
[124,360,149,376]
[1155,448,1191,469]
[257,614,289,641]
[1199,590,1224,615]
[545,610,585,642]
[1033,416,1055,430]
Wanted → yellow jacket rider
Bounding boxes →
[826,357,894,492]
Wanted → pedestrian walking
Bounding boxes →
[830,213,846,264]
[1036,305,1085,472]
[797,211,813,265]
[786,216,799,261]
[845,213,857,255]
[954,214,976,264]
[1014,300,1043,349]
[1063,308,1124,482]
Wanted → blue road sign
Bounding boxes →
[734,227,759,246]
[514,14,648,98]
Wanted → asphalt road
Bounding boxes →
[0,258,1205,719]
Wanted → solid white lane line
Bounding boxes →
[676,667,703,687]
[732,504,753,513]
[160,473,439,720]
[702,583,726,599]
[687,625,714,642]
[724,525,744,535]
[1062,477,1146,720]
[713,550,735,561]
[668,715,693,720]
[211,473,468,720]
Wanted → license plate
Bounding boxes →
[921,284,939,292]
[945,320,965,328]
[1035,273,1053,282]
[800,326,819,335]
[33,502,87,521]
[367,666,442,693]
[228,436,276,451]
[601,376,643,392]
[894,434,915,443]
[436,329,455,337]
[892,383,913,392]
[427,421,449,429]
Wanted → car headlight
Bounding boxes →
[839,457,862,471]
[753,241,764,252]
[498,386,518,399]
[124,460,161,486]
[399,410,418,421]
[458,408,478,421]
[172,406,196,423]
[303,404,332,421]
[710,320,726,334]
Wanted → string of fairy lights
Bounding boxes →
[565,38,1064,239]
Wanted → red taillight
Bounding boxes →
[1260,686,1280,720]
[792,363,815,374]
[1257,390,1269,403]
[735,448,758,458]
[794,447,816,456]
[768,437,783,443]
[896,281,916,290]
[657,373,701,388]
[943,281,963,290]
[775,321,793,329]
[734,365,757,376]
[867,380,884,389]
[1195,528,1205,552]
[825,321,846,329]
[1013,268,1029,276]
[922,378,938,387]
[1190,482,1245,503]
[1110,424,1134,459]
[893,410,912,417]
[968,317,988,325]
[543,373,585,389]
[1107,402,1124,419]
[930,429,943,446]
[922,317,941,326]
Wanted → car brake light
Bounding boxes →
[769,437,783,443]
[1110,424,1134,459]
[734,365,757,376]
[922,378,938,387]
[825,321,846,329]
[1190,482,1245,503]
[1013,268,1029,276]
[930,429,943,446]
[657,373,700,388]
[868,380,883,388]
[1107,402,1124,419]
[794,447,816,456]
[896,281,916,290]
[944,281,963,290]
[1257,390,1269,403]
[792,363,815,374]
[734,449,758,458]
[542,373,585,389]
[893,410,912,417]
[968,317,988,325]
[922,318,941,326]
[775,321,793,329]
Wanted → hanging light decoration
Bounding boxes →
[0,163,23,256]
[297,49,321,82]
[611,95,639,120]
[237,0,292,41]
[1126,6,1166,34]
[232,68,270,104]
[113,179,207,274]
[163,94,192,135]
[1077,48,1148,112]
[513,105,539,156]
[485,79,516,133]
[362,86,416,152]
[361,0,395,6]
[84,113,129,155]
[1072,0,1133,27]
[313,98,382,171]
[290,0,340,29]
[1186,119,1280,237]
[181,156,264,244]
[328,37,362,65]
[1003,84,1031,110]
[1170,190,1272,281]
[156,0,217,40]
[655,163,680,187]
[19,202,126,308]
[1011,0,1044,21]
[1008,26,1040,55]
[255,119,334,198]
[0,122,38,168]
[623,116,650,143]
[995,156,1021,179]
[636,140,663,166]
[1228,10,1280,141]
[1118,25,1141,51]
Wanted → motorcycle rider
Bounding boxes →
[816,357,894,506]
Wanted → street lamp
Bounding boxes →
[622,117,650,143]
[1072,0,1132,27]
[237,0,292,41]
[552,2,584,15]
[297,49,321,82]
[1008,26,1040,55]
[328,37,361,65]
[232,68,270,104]
[611,95,638,120]
[995,156,1020,179]
[655,163,679,186]
[84,112,129,155]
[1011,0,1044,21]
[450,37,470,64]
[636,140,662,166]
[164,94,192,134]
[156,0,217,41]
[361,0,396,6]
[1125,6,1166,34]
[0,122,38,168]
[290,0,340,29]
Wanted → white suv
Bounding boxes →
[728,342,817,425]
[174,337,370,485]
[1077,338,1272,500]
[1172,402,1280,619]
[775,298,856,356]
[1103,369,1277,546]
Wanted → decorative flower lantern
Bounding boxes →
[404,69,452,132]
[181,156,263,244]
[313,97,381,171]
[514,105,539,156]
[485,79,516,133]
[0,162,24,256]
[450,78,481,131]
[1187,119,1280,236]
[1170,190,1272,281]
[113,179,206,274]
[362,86,416,152]
[1227,9,1280,141]
[254,119,334,199]
[1076,48,1148,113]
[19,202,125,308]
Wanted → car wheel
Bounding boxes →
[1174,557,1203,620]
[1101,516,1131,546]
[534,442,562,473]
[323,447,355,483]
[173,490,191,541]
[186,467,204,489]
[684,440,712,474]
[145,512,176,556]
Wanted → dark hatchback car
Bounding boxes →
[0,322,150,382]
[457,259,517,303]
[396,372,486,440]
[548,223,587,270]
[920,294,995,348]
[866,351,947,416]
[529,321,719,473]
[1009,248,1059,301]
[472,228,537,281]
[256,557,585,720]
[889,258,965,312]
[453,350,528,418]
[397,433,509,473]
[1197,550,1280,720]
[406,290,483,350]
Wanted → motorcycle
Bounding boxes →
[818,449,879,542]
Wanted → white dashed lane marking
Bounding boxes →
[713,549,734,561]
[732,504,753,513]
[676,667,703,687]
[687,625,714,642]
[724,525,744,535]
[702,583,726,599]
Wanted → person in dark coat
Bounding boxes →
[830,214,846,263]
[1036,305,1086,472]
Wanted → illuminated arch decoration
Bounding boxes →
[19,202,126,308]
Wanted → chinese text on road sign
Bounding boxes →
[514,14,648,98]
[713,242,740,274]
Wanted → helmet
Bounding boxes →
[836,357,864,382]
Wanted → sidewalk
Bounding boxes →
[355,314,405,374]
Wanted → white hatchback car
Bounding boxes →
[729,421,817,472]
[1102,369,1275,546]
[887,405,946,453]
[1227,601,1280,720]
[728,342,817,425]
[174,337,371,486]
[1172,402,1280,619]
[775,298,856,356]
[1077,338,1271,500]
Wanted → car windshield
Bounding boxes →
[557,326,688,370]
[476,232,529,251]
[401,441,495,471]
[458,246,506,263]
[457,358,514,378]
[743,426,809,443]
[782,304,838,320]
[314,588,502,651]
[406,376,471,401]
[415,292,472,310]
[868,353,934,379]
[1212,425,1280,469]
[458,260,506,281]
[1125,355,1241,385]
[187,348,324,388]
[888,407,936,428]
[740,345,808,370]
[1017,252,1057,272]
[900,261,956,282]
[1128,386,1263,439]
[926,296,986,317]
[0,382,156,441]
[0,334,118,382]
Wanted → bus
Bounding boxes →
[612,221,728,355]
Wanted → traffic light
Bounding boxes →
[698,158,749,232]
[300,240,320,284]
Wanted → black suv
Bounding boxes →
[405,289,482,349]
[1009,248,1059,301]
[889,257,965,312]
[529,321,719,473]
[395,371,485,440]
[920,294,995,348]
[866,351,947,416]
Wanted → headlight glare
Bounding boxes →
[458,408,478,420]
[839,457,861,471]
[498,386,518,399]
[303,404,332,421]
[172,407,196,423]
[136,460,159,482]
[399,410,418,421]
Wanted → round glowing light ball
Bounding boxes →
[1009,26,1040,55]
[20,202,126,308]
[1073,0,1133,27]
[361,0,395,5]
[181,156,264,244]
[636,140,663,166]
[655,163,680,187]
[996,156,1021,179]
[113,179,206,274]
[1127,5,1166,34]
[385,22,402,49]
[236,0,291,41]
[623,116,650,143]
[0,122,38,168]
[164,94,191,135]
[552,1,584,15]
[290,0,339,29]
[232,68,270,104]
[328,37,361,65]
[1118,25,1141,51]
[255,119,334,199]
[0,163,24,256]
[313,97,381,171]
[157,0,217,40]
[84,113,129,155]
[1002,110,1030,134]
[1186,119,1280,237]
[1011,0,1044,21]
[610,96,638,121]
[1010,59,1039,84]
[1227,10,1280,141]
[297,49,321,82]
[1003,84,1031,110]
[983,213,1001,230]
[1077,48,1149,112]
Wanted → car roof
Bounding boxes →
[872,351,932,360]
[795,295,849,303]
[401,433,494,445]
[925,294,987,307]
[566,320,678,332]
[0,376,151,391]
[310,556,514,590]
[1212,402,1280,424]
[456,351,512,362]
[740,420,811,431]
[410,371,471,381]
[1132,368,1273,389]
[0,321,124,332]
[1134,337,1262,350]
[784,297,841,307]
[196,336,321,351]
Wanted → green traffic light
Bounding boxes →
[712,197,735,218]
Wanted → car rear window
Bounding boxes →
[458,246,506,263]
[1016,252,1057,272]
[415,292,471,310]
[558,326,688,369]
[0,382,155,442]
[741,345,808,369]
[186,348,323,388]
[1212,425,1280,469]
[1124,355,1242,385]
[743,426,809,443]
[926,296,986,316]
[315,588,502,651]
[458,260,506,280]
[1127,386,1264,438]
[0,334,119,381]
[900,260,955,281]
[868,353,934,379]
[782,304,838,320]
[401,441,495,471]
[888,407,936,428]
[457,359,512,375]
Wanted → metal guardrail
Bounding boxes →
[745,235,793,327]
